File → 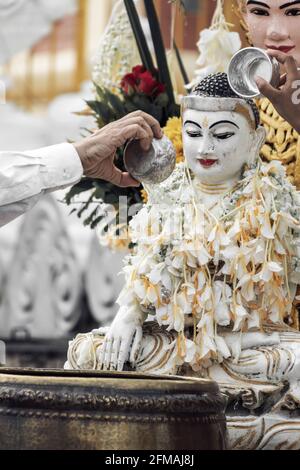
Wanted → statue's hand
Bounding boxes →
[99,305,145,371]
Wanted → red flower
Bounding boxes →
[121,73,137,95]
[138,70,158,96]
[132,65,146,78]
[121,65,166,98]
[154,82,166,96]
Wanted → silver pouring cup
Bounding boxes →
[228,47,280,99]
[124,134,176,185]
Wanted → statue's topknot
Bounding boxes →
[192,72,260,128]
[192,72,239,99]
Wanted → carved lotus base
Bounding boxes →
[219,372,300,449]
[227,414,300,450]
[208,328,300,449]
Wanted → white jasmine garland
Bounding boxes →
[92,0,140,92]
[116,160,300,371]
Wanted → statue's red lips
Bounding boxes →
[266,45,295,54]
[199,159,218,168]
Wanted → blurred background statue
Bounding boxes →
[0,0,77,65]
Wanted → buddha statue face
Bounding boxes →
[183,109,259,184]
[182,73,266,184]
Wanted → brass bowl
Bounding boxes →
[124,135,176,185]
[0,367,227,450]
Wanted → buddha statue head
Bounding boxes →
[182,72,266,185]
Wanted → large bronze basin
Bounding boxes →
[0,368,227,450]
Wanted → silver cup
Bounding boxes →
[124,135,176,185]
[228,47,280,99]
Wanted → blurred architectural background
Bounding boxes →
[0,0,242,368]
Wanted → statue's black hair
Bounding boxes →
[192,72,260,128]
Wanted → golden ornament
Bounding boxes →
[258,98,300,189]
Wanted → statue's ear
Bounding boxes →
[255,125,266,149]
[247,125,266,165]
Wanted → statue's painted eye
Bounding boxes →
[214,132,235,140]
[250,8,269,16]
[186,129,203,138]
[286,8,300,16]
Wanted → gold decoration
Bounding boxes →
[141,189,148,203]
[257,98,300,189]
[163,117,184,164]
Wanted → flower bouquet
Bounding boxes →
[65,0,188,235]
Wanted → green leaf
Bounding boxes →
[93,186,106,200]
[78,194,95,218]
[86,100,112,123]
[167,102,181,118]
[105,89,126,116]
[105,193,120,205]
[64,179,94,205]
[91,215,106,230]
[83,207,99,227]
[123,100,139,114]
[154,92,169,107]
[94,83,108,104]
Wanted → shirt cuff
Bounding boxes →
[29,142,83,190]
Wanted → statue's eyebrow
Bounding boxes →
[246,1,270,8]
[209,120,240,129]
[280,1,300,9]
[184,120,202,129]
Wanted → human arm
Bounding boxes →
[0,111,162,227]
[255,49,300,133]
[0,142,82,228]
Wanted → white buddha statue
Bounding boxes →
[66,74,300,429]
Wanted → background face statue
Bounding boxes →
[183,109,262,183]
[243,0,300,66]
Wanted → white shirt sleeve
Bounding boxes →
[0,142,83,227]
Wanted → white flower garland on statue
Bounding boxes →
[116,160,300,371]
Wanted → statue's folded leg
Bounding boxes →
[65,322,180,375]
[65,322,300,411]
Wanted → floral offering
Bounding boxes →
[116,159,300,369]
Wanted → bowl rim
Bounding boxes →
[228,46,273,99]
